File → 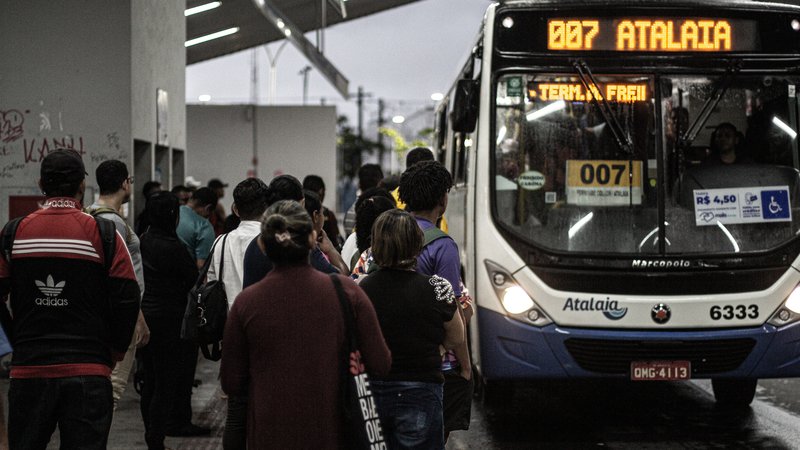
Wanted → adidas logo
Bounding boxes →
[35,275,65,297]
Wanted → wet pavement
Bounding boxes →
[445,378,800,449]
[0,357,797,448]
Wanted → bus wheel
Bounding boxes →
[483,380,515,408]
[711,378,757,408]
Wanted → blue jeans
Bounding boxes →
[8,376,113,450]
[372,380,444,450]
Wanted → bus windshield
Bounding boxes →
[493,73,800,255]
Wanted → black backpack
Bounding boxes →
[0,214,118,342]
[181,233,228,361]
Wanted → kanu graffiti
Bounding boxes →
[0,108,87,164]
[23,136,85,163]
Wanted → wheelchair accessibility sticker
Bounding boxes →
[693,186,792,226]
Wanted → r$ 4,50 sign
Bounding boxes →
[693,186,792,226]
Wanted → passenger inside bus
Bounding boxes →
[702,122,751,166]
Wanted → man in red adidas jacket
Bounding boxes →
[0,150,140,450]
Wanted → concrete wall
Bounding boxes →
[187,105,338,213]
[132,0,186,151]
[0,1,132,223]
[131,0,186,219]
[0,1,186,225]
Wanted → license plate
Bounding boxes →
[630,360,691,381]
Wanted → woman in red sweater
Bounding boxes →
[221,200,391,449]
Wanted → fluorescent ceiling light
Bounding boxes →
[185,27,239,47]
[526,100,566,122]
[431,92,444,101]
[185,1,221,16]
[772,116,798,139]
[198,94,211,102]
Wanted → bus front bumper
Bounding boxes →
[478,306,800,380]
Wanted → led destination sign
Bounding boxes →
[547,18,757,52]
[532,83,648,103]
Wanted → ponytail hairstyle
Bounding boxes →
[260,200,314,265]
[355,195,396,255]
[266,174,304,206]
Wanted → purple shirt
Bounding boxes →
[415,217,462,298]
[415,216,463,371]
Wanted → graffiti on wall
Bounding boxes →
[1,110,25,143]
[0,108,89,178]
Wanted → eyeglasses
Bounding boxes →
[127,176,135,184]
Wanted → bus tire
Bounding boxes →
[711,378,757,408]
[483,380,514,408]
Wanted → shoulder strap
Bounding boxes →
[218,233,228,280]
[1,215,116,272]
[87,206,120,218]
[194,233,228,287]
[93,217,117,273]
[88,206,134,243]
[1,217,25,265]
[423,226,448,247]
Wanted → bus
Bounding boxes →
[434,0,800,407]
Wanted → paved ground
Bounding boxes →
[0,357,225,450]
[3,357,800,449]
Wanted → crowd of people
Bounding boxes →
[0,146,473,450]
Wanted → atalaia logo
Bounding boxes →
[34,275,69,306]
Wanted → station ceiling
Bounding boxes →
[186,0,421,65]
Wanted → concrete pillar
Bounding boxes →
[0,0,186,224]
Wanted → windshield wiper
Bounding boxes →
[679,62,742,148]
[573,60,635,156]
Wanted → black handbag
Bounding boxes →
[330,274,387,450]
[181,234,229,361]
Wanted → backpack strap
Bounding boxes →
[88,206,134,243]
[2,215,115,272]
[0,217,24,265]
[93,217,117,273]
[423,226,449,248]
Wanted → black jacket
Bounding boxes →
[0,199,140,377]
[140,228,198,319]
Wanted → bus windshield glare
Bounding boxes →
[493,73,800,255]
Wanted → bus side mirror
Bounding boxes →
[451,79,479,133]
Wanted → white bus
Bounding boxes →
[435,0,800,407]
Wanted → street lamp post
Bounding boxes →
[264,40,289,104]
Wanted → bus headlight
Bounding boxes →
[768,284,800,326]
[485,259,552,326]
[502,286,534,313]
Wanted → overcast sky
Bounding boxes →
[186,0,491,130]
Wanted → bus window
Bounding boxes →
[493,73,656,253]
[435,106,448,163]
[663,75,800,254]
[451,132,470,184]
